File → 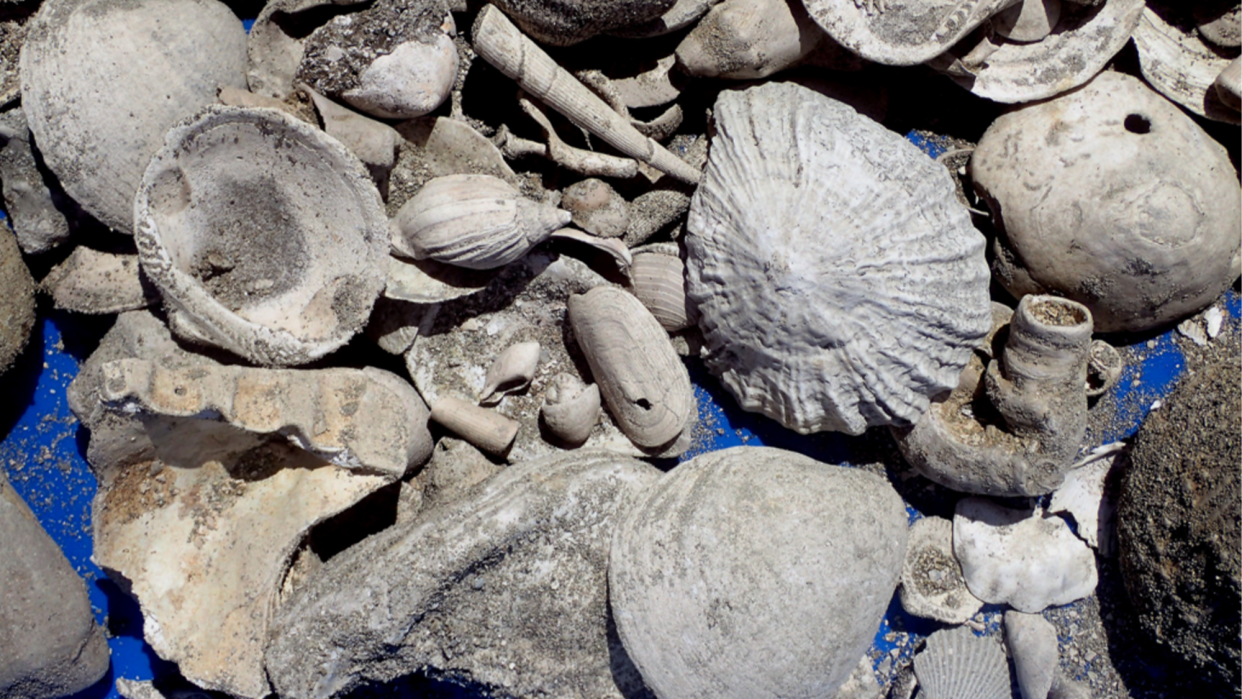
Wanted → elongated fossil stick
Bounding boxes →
[471,5,702,184]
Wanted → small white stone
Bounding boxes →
[1177,318,1208,346]
[1050,443,1124,555]
[1205,306,1224,338]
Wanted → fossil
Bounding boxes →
[39,248,156,315]
[1005,611,1059,699]
[899,515,984,624]
[540,373,602,447]
[913,626,1010,699]
[626,243,693,333]
[1133,4,1241,124]
[429,396,521,456]
[0,107,75,254]
[479,340,542,403]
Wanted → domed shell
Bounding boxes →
[685,81,991,436]
[20,0,248,234]
[134,106,388,366]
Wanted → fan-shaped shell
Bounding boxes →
[913,626,1010,699]
[20,0,248,234]
[1133,4,1241,124]
[134,106,388,366]
[685,81,990,436]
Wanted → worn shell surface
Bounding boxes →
[134,106,388,366]
[610,447,909,699]
[540,373,602,446]
[1134,5,1241,124]
[913,626,1010,699]
[1005,610,1060,699]
[971,71,1241,333]
[627,246,692,332]
[686,81,990,436]
[20,0,248,234]
[899,515,984,625]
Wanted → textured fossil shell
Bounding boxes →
[1085,339,1122,397]
[627,245,693,332]
[899,516,984,625]
[568,285,695,450]
[1005,611,1059,699]
[134,106,388,366]
[20,0,248,234]
[392,174,572,269]
[1134,4,1241,124]
[246,0,370,100]
[685,81,990,436]
[799,0,1021,65]
[931,0,1145,103]
[540,373,602,446]
[913,626,1010,699]
[971,71,1241,333]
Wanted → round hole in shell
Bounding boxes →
[1124,113,1152,134]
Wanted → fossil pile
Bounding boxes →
[0,0,1238,697]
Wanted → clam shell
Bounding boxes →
[20,0,248,233]
[685,81,990,436]
[627,248,692,332]
[1134,5,1241,124]
[913,626,1010,699]
[134,106,388,366]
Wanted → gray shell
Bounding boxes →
[1133,5,1241,124]
[134,106,388,366]
[685,81,990,436]
[913,626,1010,699]
[20,0,248,233]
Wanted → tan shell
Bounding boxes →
[134,106,388,366]
[913,627,1010,699]
[430,396,520,456]
[568,285,694,450]
[1134,5,1241,124]
[391,174,571,269]
[627,245,693,332]
[384,255,495,303]
[39,248,156,314]
[540,373,602,446]
[676,0,843,79]
[480,340,542,403]
[20,0,248,233]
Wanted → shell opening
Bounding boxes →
[1123,114,1152,134]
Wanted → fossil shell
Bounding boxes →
[20,0,248,234]
[686,81,990,436]
[134,106,388,366]
[39,248,156,314]
[1217,56,1242,110]
[1005,610,1059,699]
[1134,4,1241,124]
[609,0,720,36]
[246,0,370,100]
[799,0,1021,65]
[931,0,1145,103]
[480,340,542,403]
[568,285,694,450]
[954,497,1098,612]
[993,0,1062,41]
[1195,1,1241,47]
[676,0,837,79]
[430,396,520,456]
[540,373,602,446]
[609,446,909,699]
[899,516,984,625]
[392,174,572,269]
[562,178,630,238]
[303,85,399,192]
[913,626,1010,699]
[0,225,34,375]
[971,71,1241,333]
[627,246,692,332]
[1085,339,1122,397]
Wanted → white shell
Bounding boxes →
[899,516,984,625]
[913,626,1011,699]
[540,373,602,446]
[627,247,692,332]
[480,340,542,403]
[676,0,834,79]
[1134,5,1241,124]
[1217,56,1242,110]
[19,0,248,234]
[1048,443,1124,554]
[1004,610,1060,699]
[685,81,990,436]
[134,106,388,366]
[953,497,1098,613]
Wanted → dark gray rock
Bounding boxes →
[486,0,677,46]
[0,223,34,374]
[0,108,75,254]
[265,450,661,699]
[0,468,110,698]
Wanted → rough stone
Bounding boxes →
[0,107,75,254]
[0,223,34,374]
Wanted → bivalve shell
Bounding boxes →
[568,285,694,450]
[913,626,1011,699]
[20,0,248,233]
[627,246,693,332]
[134,106,388,366]
[1005,610,1060,699]
[1134,4,1241,124]
[686,81,990,435]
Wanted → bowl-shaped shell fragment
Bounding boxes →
[913,626,1010,699]
[20,0,248,233]
[686,81,991,436]
[134,106,388,366]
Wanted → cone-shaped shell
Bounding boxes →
[392,174,572,270]
[20,0,248,234]
[685,81,991,436]
[134,106,388,366]
[913,626,1011,699]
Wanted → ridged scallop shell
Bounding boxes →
[1134,4,1241,124]
[627,246,692,332]
[913,626,1011,699]
[20,0,248,234]
[685,81,990,436]
[134,106,388,366]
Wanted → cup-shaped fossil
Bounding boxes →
[134,106,388,366]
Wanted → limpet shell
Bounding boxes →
[686,81,990,435]
[134,106,388,366]
[1133,4,1241,124]
[913,626,1010,699]
[20,0,248,233]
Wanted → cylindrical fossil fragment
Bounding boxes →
[430,396,520,456]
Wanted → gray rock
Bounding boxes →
[0,108,74,254]
[265,450,662,699]
[609,446,909,699]
[487,0,677,46]
[0,223,34,374]
[0,468,110,698]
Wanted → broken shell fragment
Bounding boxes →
[303,85,400,193]
[562,178,631,238]
[899,516,984,625]
[486,0,676,45]
[954,497,1098,612]
[676,0,839,79]
[98,358,433,478]
[686,81,991,435]
[568,285,694,450]
[246,0,370,100]
[1134,4,1242,123]
[1086,339,1123,397]
[993,0,1063,41]
[627,244,692,332]
[1195,0,1241,47]
[430,396,520,456]
[20,0,249,233]
[40,248,157,314]
[540,373,602,446]
[1217,56,1242,110]
[392,174,571,269]
[1005,610,1059,699]
[134,106,388,366]
[480,340,542,403]
[913,626,1010,699]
